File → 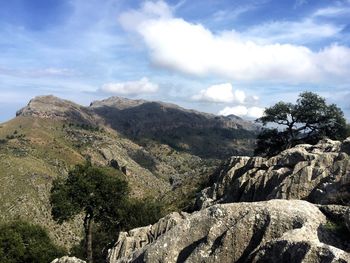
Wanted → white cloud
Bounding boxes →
[192,83,245,103]
[118,1,350,84]
[219,106,264,119]
[101,77,158,95]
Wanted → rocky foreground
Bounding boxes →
[53,138,350,263]
[196,138,350,209]
[108,200,349,263]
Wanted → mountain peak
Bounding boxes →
[89,96,147,110]
[16,95,87,120]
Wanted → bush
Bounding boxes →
[0,221,65,263]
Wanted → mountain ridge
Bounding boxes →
[16,95,256,130]
[16,95,258,158]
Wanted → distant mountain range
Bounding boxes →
[1,95,258,248]
[17,95,258,158]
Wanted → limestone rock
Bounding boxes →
[196,138,350,209]
[51,256,86,263]
[107,212,185,262]
[108,200,350,263]
[16,95,95,123]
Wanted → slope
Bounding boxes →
[0,95,258,248]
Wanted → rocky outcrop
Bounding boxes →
[16,95,95,124]
[107,212,185,262]
[196,138,350,209]
[107,139,350,263]
[108,200,350,263]
[51,256,86,263]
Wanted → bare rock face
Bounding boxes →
[107,212,185,262]
[108,200,350,263]
[16,95,95,123]
[196,138,350,209]
[51,256,86,263]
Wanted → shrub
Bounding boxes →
[0,221,65,263]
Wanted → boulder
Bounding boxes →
[51,256,86,263]
[108,200,350,263]
[107,212,185,262]
[196,138,350,209]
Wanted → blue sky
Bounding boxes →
[1,0,350,122]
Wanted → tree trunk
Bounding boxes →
[84,213,93,263]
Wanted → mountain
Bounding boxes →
[17,95,257,158]
[0,95,257,248]
[106,137,350,263]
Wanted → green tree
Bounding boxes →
[50,163,129,263]
[346,123,350,137]
[0,221,65,263]
[255,92,348,156]
[71,197,164,263]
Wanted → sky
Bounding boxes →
[1,0,350,122]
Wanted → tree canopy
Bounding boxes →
[50,163,129,263]
[255,92,348,156]
[0,221,65,263]
[71,197,164,263]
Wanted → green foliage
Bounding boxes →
[117,198,164,231]
[65,122,101,132]
[256,92,348,156]
[0,221,65,263]
[50,163,129,262]
[322,219,350,245]
[346,123,350,137]
[6,134,15,140]
[254,128,288,157]
[129,150,157,172]
[50,163,129,225]
[71,198,164,263]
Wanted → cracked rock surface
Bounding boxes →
[108,200,350,263]
[196,138,350,209]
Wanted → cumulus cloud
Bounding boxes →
[101,77,158,95]
[118,1,350,84]
[192,83,245,103]
[219,106,264,119]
